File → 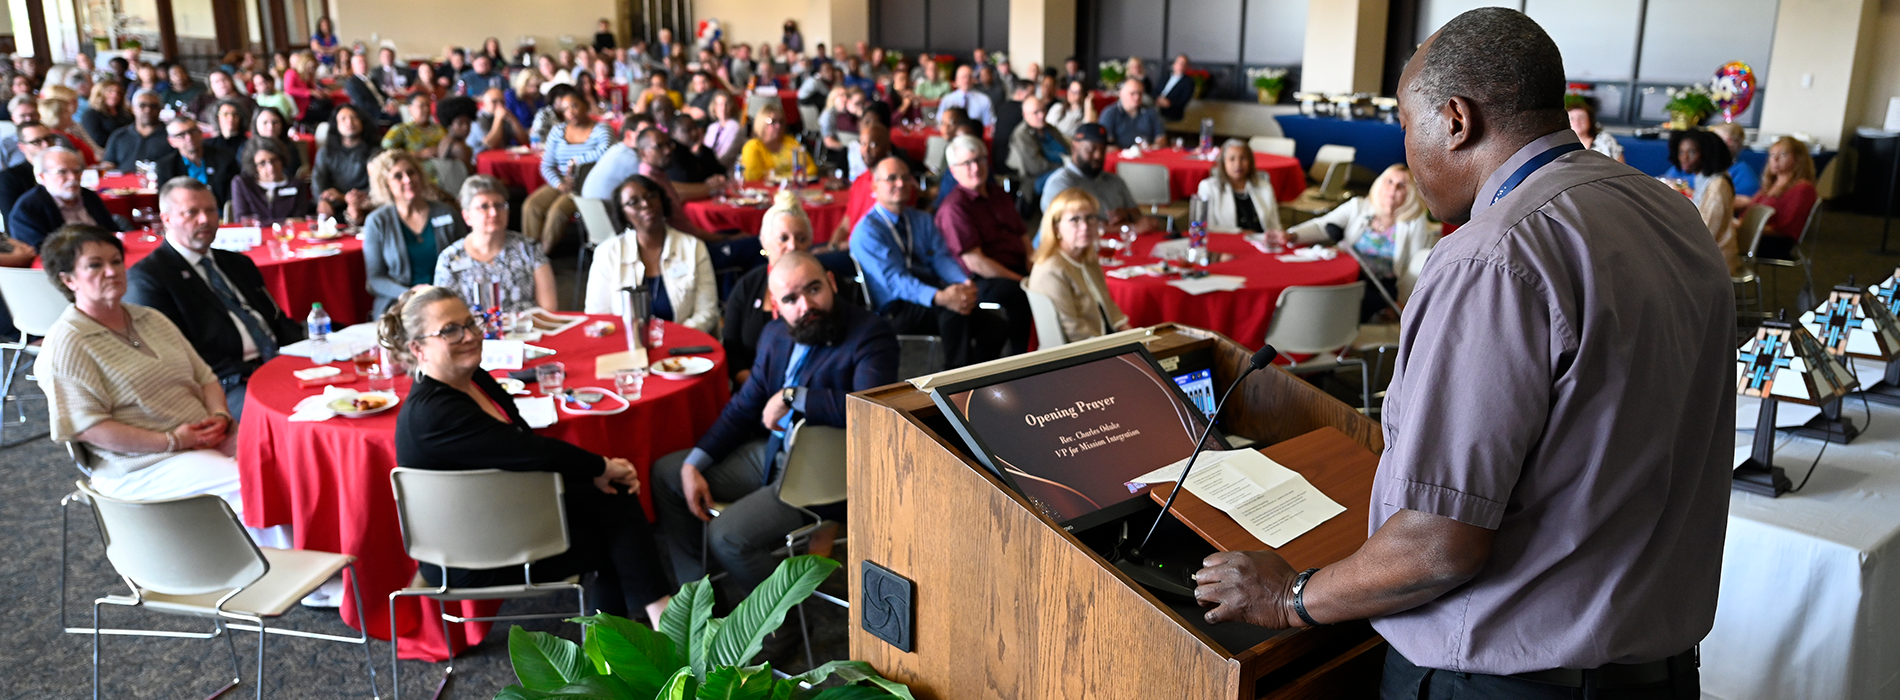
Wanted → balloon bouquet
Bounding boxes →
[1712,61,1758,123]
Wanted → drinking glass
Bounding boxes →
[536,362,567,396]
[351,345,379,377]
[1118,225,1138,259]
[1173,137,1186,151]
[647,319,665,348]
[614,368,647,400]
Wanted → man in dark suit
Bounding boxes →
[1156,53,1197,122]
[345,51,399,127]
[154,116,239,208]
[126,177,303,417]
[0,121,54,213]
[369,47,413,98]
[8,147,121,249]
[653,251,898,592]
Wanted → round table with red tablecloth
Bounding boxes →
[1103,232,1360,347]
[889,125,993,163]
[1104,148,1306,203]
[235,318,729,661]
[475,148,547,192]
[95,173,158,219]
[682,186,848,243]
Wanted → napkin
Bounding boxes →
[294,245,344,258]
[1277,246,1339,262]
[1166,274,1248,296]
[515,395,558,428]
[1119,146,1143,159]
[1149,239,1191,260]
[289,386,360,422]
[1106,264,1165,279]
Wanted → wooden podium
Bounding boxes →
[846,324,1387,699]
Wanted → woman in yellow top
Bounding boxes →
[739,104,817,183]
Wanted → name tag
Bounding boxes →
[449,258,475,272]
[431,214,454,227]
[278,186,297,195]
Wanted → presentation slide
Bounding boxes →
[941,351,1211,523]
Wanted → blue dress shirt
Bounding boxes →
[848,205,969,311]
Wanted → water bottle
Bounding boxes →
[1187,197,1209,267]
[1199,118,1215,155]
[306,303,333,363]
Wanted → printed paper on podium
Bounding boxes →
[1127,449,1345,548]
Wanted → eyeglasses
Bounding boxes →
[948,159,983,170]
[22,135,58,147]
[421,320,481,343]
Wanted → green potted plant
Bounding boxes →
[1664,84,1716,130]
[1098,59,1126,90]
[1247,67,1287,105]
[496,555,913,700]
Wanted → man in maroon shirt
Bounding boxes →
[935,134,1031,354]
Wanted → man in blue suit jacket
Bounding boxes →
[653,251,899,592]
[8,147,122,249]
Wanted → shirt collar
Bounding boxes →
[170,239,210,267]
[1470,129,1578,219]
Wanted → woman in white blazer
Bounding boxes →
[1275,164,1438,320]
[583,175,719,332]
[1195,139,1283,234]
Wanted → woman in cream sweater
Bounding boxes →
[1025,188,1130,344]
[583,175,719,332]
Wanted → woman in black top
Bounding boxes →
[722,200,813,384]
[381,285,672,622]
[314,104,383,226]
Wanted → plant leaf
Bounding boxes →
[696,663,778,700]
[659,577,717,673]
[495,685,559,700]
[790,660,914,700]
[655,667,698,700]
[693,617,725,680]
[509,626,594,691]
[705,556,842,668]
[541,675,636,698]
[573,613,683,696]
[806,687,896,700]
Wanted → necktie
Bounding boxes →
[765,344,814,485]
[200,257,279,361]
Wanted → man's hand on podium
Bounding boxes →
[1193,550,1304,629]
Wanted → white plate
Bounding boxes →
[326,392,400,418]
[496,377,527,395]
[650,356,715,379]
[558,388,630,416]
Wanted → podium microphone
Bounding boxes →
[1114,344,1278,599]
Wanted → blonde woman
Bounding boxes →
[362,149,465,316]
[79,79,132,147]
[283,50,321,117]
[1275,164,1438,318]
[1195,139,1281,234]
[1026,188,1130,343]
[1745,136,1819,260]
[739,104,816,182]
[38,85,101,164]
[582,175,718,331]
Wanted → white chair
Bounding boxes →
[1734,204,1774,319]
[428,157,470,198]
[1751,201,1819,312]
[1249,136,1296,158]
[1263,282,1373,412]
[0,267,71,444]
[798,105,822,136]
[1313,144,1356,171]
[924,135,949,175]
[78,481,380,700]
[387,468,586,700]
[1021,282,1068,348]
[776,420,851,666]
[1283,160,1352,222]
[314,121,332,147]
[1119,162,1173,213]
[570,196,621,308]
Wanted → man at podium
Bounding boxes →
[1190,9,1735,699]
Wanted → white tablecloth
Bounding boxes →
[1704,395,1900,700]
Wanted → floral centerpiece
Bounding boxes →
[933,53,957,77]
[1664,83,1717,130]
[1186,67,1212,98]
[1247,67,1288,104]
[1099,59,1126,89]
[885,49,905,70]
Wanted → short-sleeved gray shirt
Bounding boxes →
[1370,130,1736,674]
[1040,162,1137,216]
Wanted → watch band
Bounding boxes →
[1292,567,1324,627]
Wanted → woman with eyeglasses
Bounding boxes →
[379,284,671,623]
[435,175,557,314]
[231,137,312,223]
[739,104,815,183]
[583,175,716,329]
[1025,188,1129,343]
[363,149,465,316]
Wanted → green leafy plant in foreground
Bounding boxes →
[496,555,913,700]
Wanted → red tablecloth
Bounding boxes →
[476,149,546,192]
[1104,233,1360,347]
[889,126,993,163]
[1104,149,1305,203]
[683,187,847,243]
[236,318,729,661]
[96,173,157,219]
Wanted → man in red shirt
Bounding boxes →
[831,118,924,249]
[935,134,1031,354]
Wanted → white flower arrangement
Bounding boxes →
[1246,67,1288,92]
[1099,59,1126,87]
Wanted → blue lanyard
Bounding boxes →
[1491,142,1584,206]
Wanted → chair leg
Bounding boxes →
[1358,361,1372,416]
[388,594,402,700]
[344,565,383,699]
[796,602,815,670]
[572,244,591,310]
[254,617,267,700]
[433,608,454,700]
[92,600,101,700]
[219,619,243,696]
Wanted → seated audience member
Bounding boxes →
[154,116,240,207]
[248,72,299,123]
[433,175,555,314]
[582,175,717,331]
[507,69,545,129]
[1567,97,1622,163]
[1026,189,1129,342]
[850,157,1004,369]
[1124,56,1155,97]
[38,225,282,545]
[1156,54,1196,122]
[125,178,304,417]
[936,135,1032,354]
[635,71,683,113]
[1709,122,1761,199]
[831,120,921,245]
[250,106,303,176]
[725,195,838,382]
[0,97,35,167]
[99,89,173,169]
[1098,79,1162,147]
[196,70,254,127]
[740,104,817,182]
[345,51,398,126]
[203,100,249,155]
[580,121,645,201]
[1047,80,1095,138]
[0,121,55,213]
[363,149,466,316]
[370,46,413,97]
[654,249,897,594]
[160,64,211,116]
[529,83,577,146]
[1196,139,1282,234]
[469,88,529,155]
[381,285,670,621]
[681,71,720,120]
[1669,129,1742,277]
[9,147,121,249]
[913,59,952,100]
[282,51,321,121]
[79,80,132,148]
[1040,124,1152,238]
[523,91,612,250]
[975,64,1007,107]
[797,62,835,108]
[817,86,860,154]
[430,96,478,190]
[666,113,726,185]
[1746,136,1820,261]
[701,91,745,169]
[1275,164,1436,319]
[230,137,312,223]
[456,53,508,97]
[38,86,99,164]
[939,66,995,127]
[990,81,1029,172]
[382,93,446,154]
[1007,95,1070,195]
[314,104,382,226]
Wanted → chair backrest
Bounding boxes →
[1021,281,1068,348]
[744,93,776,119]
[1263,282,1367,354]
[1739,204,1776,258]
[574,196,620,247]
[1316,161,1351,200]
[389,468,569,571]
[852,258,875,308]
[778,420,847,508]
[924,136,949,174]
[314,121,332,147]
[1119,162,1172,207]
[0,267,73,338]
[1315,144,1356,167]
[798,105,821,135]
[430,157,471,197]
[77,481,268,597]
[1249,136,1296,158]
[1797,198,1823,245]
